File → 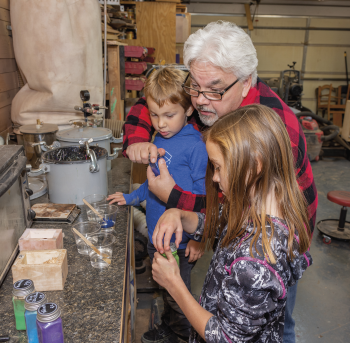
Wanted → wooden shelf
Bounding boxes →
[120,1,137,4]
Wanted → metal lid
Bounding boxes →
[12,279,35,297]
[20,124,59,134]
[37,303,61,323]
[56,127,112,143]
[169,243,177,253]
[24,292,47,311]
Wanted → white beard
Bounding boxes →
[198,111,219,127]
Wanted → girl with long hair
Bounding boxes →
[151,104,312,343]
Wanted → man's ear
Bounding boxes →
[185,105,194,117]
[242,75,252,98]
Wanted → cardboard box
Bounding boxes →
[19,229,63,251]
[12,249,68,291]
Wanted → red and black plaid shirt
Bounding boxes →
[123,78,318,232]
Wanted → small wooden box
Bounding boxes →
[19,229,63,251]
[12,249,68,291]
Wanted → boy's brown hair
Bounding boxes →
[202,104,311,263]
[144,67,192,111]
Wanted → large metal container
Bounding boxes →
[40,146,111,205]
[56,126,121,171]
[0,145,34,285]
[20,124,59,169]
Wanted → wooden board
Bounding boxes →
[244,4,254,31]
[0,0,10,10]
[0,35,14,58]
[108,45,122,121]
[135,2,176,64]
[0,71,18,92]
[0,58,16,73]
[31,203,76,220]
[0,88,17,109]
[0,7,9,22]
[0,19,11,36]
[0,104,11,133]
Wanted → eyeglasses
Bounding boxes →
[182,73,240,101]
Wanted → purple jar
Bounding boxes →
[36,303,64,343]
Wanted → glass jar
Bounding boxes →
[12,279,35,330]
[25,292,47,343]
[36,303,64,343]
[162,242,180,266]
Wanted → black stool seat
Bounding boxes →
[317,190,350,241]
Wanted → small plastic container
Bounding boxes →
[83,194,107,220]
[36,303,64,343]
[71,221,101,255]
[86,233,116,269]
[91,204,118,233]
[12,279,35,330]
[25,292,47,343]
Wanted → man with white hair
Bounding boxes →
[122,21,317,343]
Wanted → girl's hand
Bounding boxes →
[153,209,183,254]
[152,250,181,289]
[107,192,126,205]
[185,240,204,263]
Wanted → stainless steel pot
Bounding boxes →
[20,124,59,169]
[55,124,122,171]
[39,145,119,205]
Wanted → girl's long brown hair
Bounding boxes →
[202,104,311,263]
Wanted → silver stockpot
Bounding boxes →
[20,124,60,169]
[55,125,122,171]
[38,145,119,205]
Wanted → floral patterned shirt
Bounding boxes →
[190,213,312,343]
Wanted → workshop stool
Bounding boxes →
[317,190,350,240]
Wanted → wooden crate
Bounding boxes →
[12,249,68,291]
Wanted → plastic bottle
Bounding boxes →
[36,303,64,343]
[25,292,47,343]
[12,279,35,330]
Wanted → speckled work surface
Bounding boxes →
[0,157,132,343]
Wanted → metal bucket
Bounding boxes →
[40,146,114,205]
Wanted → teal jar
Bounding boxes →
[25,292,47,343]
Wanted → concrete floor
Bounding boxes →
[136,157,350,343]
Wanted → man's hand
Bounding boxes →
[107,192,126,205]
[147,158,176,203]
[185,240,204,263]
[126,142,165,164]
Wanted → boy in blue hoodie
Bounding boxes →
[107,67,207,343]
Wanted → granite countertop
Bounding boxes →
[0,157,132,343]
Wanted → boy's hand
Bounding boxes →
[126,142,165,164]
[147,158,175,203]
[185,240,204,263]
[107,192,126,205]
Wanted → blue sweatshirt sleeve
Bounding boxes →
[123,180,148,206]
[190,140,208,195]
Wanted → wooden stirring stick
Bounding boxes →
[83,199,106,222]
[72,228,111,264]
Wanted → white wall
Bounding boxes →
[190,15,350,113]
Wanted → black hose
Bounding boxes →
[295,111,332,125]
[320,125,340,141]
